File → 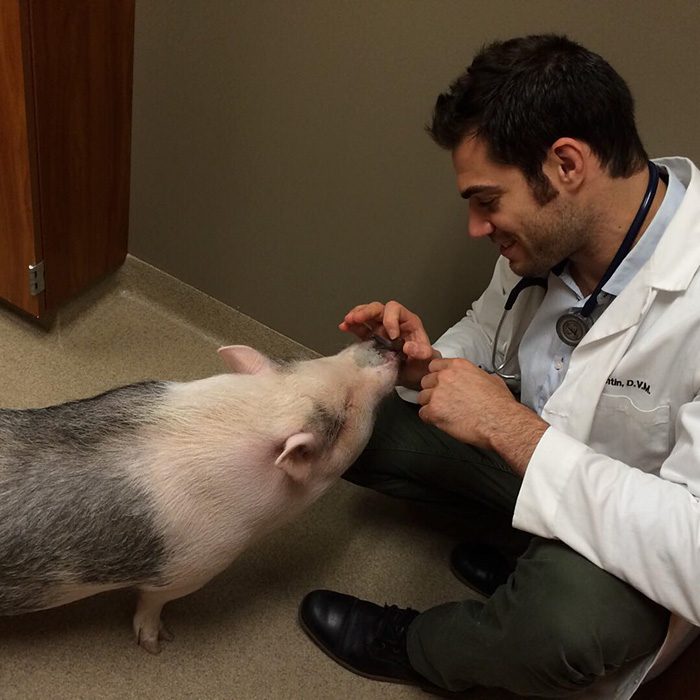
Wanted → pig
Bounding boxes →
[0,340,399,653]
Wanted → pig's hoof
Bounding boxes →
[136,621,173,654]
[137,631,162,655]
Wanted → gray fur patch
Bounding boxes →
[0,382,171,614]
[310,402,345,447]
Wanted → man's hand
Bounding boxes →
[417,358,549,476]
[340,301,441,389]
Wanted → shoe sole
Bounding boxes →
[297,608,464,698]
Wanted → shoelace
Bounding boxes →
[371,604,419,656]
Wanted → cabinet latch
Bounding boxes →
[29,261,45,295]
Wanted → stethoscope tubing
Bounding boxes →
[489,161,660,383]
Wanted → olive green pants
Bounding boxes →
[343,393,669,697]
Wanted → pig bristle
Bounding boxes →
[0,382,171,614]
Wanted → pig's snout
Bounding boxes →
[370,335,406,364]
[348,341,402,386]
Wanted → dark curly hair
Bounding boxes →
[428,34,648,204]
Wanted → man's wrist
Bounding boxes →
[488,404,549,477]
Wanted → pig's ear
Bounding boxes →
[217,345,278,374]
[274,432,317,483]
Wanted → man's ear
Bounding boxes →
[274,432,318,483]
[546,137,588,190]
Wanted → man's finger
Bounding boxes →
[344,302,385,325]
[403,341,433,361]
[417,387,434,405]
[420,372,437,390]
[428,358,451,373]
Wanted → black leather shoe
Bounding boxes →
[449,542,514,596]
[299,589,461,697]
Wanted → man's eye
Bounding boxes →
[478,198,499,210]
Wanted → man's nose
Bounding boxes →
[467,204,494,238]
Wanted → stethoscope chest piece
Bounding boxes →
[555,310,593,347]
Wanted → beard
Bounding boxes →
[507,199,598,278]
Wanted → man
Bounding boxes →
[298,34,700,698]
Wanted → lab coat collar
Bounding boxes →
[602,163,685,297]
[648,157,700,292]
[572,157,700,347]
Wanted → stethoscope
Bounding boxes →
[491,160,661,383]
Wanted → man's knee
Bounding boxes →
[492,543,669,696]
[408,592,608,697]
[495,597,613,696]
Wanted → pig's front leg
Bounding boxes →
[133,577,212,653]
[133,589,177,654]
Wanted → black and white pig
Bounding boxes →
[0,340,399,653]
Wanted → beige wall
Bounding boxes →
[129,0,700,355]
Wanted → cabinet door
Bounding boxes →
[0,0,43,318]
[0,0,134,319]
[27,0,134,312]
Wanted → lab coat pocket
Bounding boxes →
[589,393,671,473]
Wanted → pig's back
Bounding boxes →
[0,382,172,614]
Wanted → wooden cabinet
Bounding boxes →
[0,0,134,319]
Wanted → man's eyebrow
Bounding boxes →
[460,185,503,200]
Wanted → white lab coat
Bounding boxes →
[429,157,700,698]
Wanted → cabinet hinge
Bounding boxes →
[29,261,45,295]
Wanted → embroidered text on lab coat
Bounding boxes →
[605,376,652,395]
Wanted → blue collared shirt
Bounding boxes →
[519,164,687,414]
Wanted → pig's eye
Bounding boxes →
[326,411,345,444]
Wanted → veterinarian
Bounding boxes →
[298,34,700,698]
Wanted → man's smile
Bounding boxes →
[491,233,518,257]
